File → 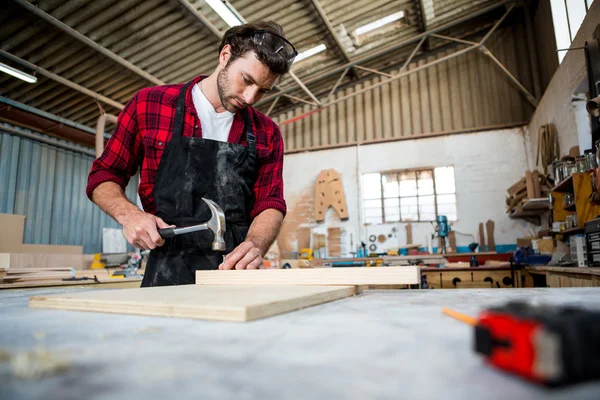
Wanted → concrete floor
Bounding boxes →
[1,287,600,400]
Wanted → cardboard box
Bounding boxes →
[0,214,25,252]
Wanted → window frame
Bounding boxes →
[363,166,456,224]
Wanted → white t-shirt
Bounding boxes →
[191,83,235,142]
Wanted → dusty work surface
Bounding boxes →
[2,288,600,399]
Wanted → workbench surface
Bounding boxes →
[2,287,600,399]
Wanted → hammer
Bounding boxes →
[158,198,226,251]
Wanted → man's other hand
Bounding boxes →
[219,241,265,270]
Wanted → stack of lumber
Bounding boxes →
[0,267,74,284]
[327,227,345,258]
[505,170,551,216]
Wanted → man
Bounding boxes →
[86,21,296,287]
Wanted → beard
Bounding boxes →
[217,63,248,113]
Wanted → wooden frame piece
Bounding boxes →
[196,266,420,286]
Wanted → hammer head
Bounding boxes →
[202,198,226,251]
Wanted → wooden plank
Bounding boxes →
[196,266,420,286]
[0,253,85,270]
[479,223,485,251]
[0,277,142,290]
[486,220,496,252]
[406,223,413,245]
[525,171,535,199]
[29,285,359,322]
[0,214,25,252]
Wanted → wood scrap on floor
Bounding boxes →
[29,285,360,322]
[196,266,420,286]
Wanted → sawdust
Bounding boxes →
[134,326,164,335]
[0,348,71,380]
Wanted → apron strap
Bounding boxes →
[172,80,195,141]
[244,109,258,176]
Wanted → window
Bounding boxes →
[362,166,457,224]
[550,0,593,63]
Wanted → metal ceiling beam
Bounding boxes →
[174,0,223,38]
[276,2,537,123]
[309,0,355,71]
[255,0,516,107]
[13,0,166,86]
[0,50,125,110]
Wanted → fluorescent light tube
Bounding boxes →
[294,44,327,63]
[355,11,405,36]
[0,62,37,83]
[205,0,242,27]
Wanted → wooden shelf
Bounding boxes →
[552,227,584,236]
[552,175,574,193]
[509,198,551,219]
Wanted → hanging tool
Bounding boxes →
[158,198,226,251]
[435,215,450,254]
[443,302,600,386]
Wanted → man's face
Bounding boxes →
[217,49,280,113]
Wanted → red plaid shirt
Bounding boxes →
[86,75,286,218]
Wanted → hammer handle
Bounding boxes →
[158,228,176,238]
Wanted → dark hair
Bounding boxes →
[219,21,291,75]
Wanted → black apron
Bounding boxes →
[141,80,258,287]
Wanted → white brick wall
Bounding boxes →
[278,128,533,256]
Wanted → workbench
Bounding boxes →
[1,287,600,399]
[526,266,600,287]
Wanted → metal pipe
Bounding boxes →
[479,46,538,107]
[325,68,350,102]
[479,3,515,46]
[95,113,119,158]
[400,36,427,71]
[0,50,125,110]
[0,123,95,156]
[287,72,322,106]
[13,0,165,86]
[256,0,516,106]
[430,33,478,46]
[0,95,98,135]
[283,93,318,107]
[266,96,281,116]
[353,65,394,78]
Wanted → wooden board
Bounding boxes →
[29,285,359,322]
[0,253,85,270]
[1,278,141,290]
[486,220,496,252]
[478,223,485,251]
[0,214,25,253]
[196,266,420,286]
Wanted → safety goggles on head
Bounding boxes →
[251,29,298,65]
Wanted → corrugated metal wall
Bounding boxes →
[533,0,559,93]
[275,24,536,152]
[0,125,139,253]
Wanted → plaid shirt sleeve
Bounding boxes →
[250,122,286,219]
[86,92,143,200]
